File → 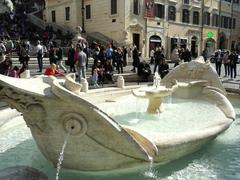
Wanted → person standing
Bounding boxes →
[229,51,238,79]
[131,45,140,72]
[76,45,87,83]
[105,43,113,63]
[115,47,124,74]
[56,45,67,73]
[19,42,30,68]
[154,47,164,73]
[67,44,76,73]
[215,50,222,76]
[150,49,155,64]
[122,46,128,67]
[48,45,57,65]
[36,40,43,72]
[222,51,230,77]
[182,48,191,62]
[202,49,208,62]
[0,39,6,62]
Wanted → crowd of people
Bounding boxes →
[1,34,239,87]
[212,49,239,79]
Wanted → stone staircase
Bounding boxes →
[11,55,95,77]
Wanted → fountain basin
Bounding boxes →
[0,60,235,171]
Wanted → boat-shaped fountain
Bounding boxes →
[0,58,235,171]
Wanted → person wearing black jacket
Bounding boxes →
[158,59,169,79]
[154,47,164,73]
[181,48,191,62]
[67,44,76,73]
[137,60,151,82]
[131,45,140,72]
[229,51,238,79]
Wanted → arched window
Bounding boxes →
[182,9,189,23]
[168,6,176,21]
[193,11,199,25]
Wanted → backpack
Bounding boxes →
[106,48,113,58]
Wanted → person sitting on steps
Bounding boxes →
[44,63,65,77]
[137,60,151,82]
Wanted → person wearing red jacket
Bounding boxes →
[44,63,64,77]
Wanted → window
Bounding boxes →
[212,14,219,27]
[183,0,190,4]
[86,5,91,19]
[51,10,56,22]
[155,4,165,18]
[232,18,236,29]
[193,11,199,25]
[221,16,224,27]
[111,0,117,15]
[168,6,176,21]
[229,17,232,29]
[182,9,189,23]
[133,0,140,15]
[221,16,230,28]
[223,16,228,28]
[204,12,210,25]
[65,7,70,21]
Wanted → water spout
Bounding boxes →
[144,156,158,179]
[55,132,71,180]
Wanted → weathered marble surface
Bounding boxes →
[0,59,235,171]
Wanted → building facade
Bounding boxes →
[45,0,240,58]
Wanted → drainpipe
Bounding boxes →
[230,0,233,50]
[218,0,222,49]
[81,0,86,33]
[145,17,147,58]
[200,0,204,54]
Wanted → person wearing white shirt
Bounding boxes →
[36,40,43,72]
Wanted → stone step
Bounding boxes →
[11,57,95,75]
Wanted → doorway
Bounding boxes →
[191,36,198,58]
[133,33,140,50]
[149,35,161,57]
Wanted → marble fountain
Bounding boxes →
[0,58,235,172]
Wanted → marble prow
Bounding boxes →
[50,78,157,161]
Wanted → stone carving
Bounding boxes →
[62,113,87,136]
[0,86,47,133]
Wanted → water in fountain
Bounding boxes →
[55,132,71,180]
[0,96,239,179]
[143,156,158,179]
[153,72,161,88]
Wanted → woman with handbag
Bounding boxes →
[19,42,30,68]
